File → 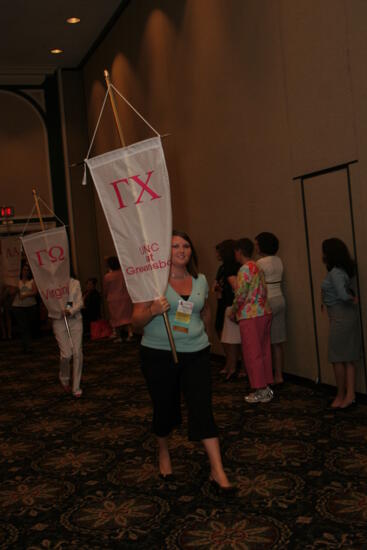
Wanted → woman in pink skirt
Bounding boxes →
[232,238,273,403]
[103,256,133,341]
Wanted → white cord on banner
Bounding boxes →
[38,196,66,227]
[85,88,110,161]
[82,82,162,186]
[82,88,110,186]
[21,204,37,237]
[110,84,161,137]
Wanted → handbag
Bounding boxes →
[90,319,113,340]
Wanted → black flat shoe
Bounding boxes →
[327,400,341,410]
[209,478,237,496]
[339,400,357,410]
[158,473,178,491]
[159,473,174,481]
[225,372,237,382]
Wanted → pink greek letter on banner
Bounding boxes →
[86,137,172,302]
[21,226,70,317]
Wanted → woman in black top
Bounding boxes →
[213,240,241,379]
[82,277,101,336]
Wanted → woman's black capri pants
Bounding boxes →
[140,345,218,441]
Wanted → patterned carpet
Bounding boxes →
[1,334,367,549]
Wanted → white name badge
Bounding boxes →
[173,300,194,334]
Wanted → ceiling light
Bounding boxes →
[50,48,63,54]
[67,17,80,24]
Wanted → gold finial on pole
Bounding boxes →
[104,69,126,148]
[32,189,45,231]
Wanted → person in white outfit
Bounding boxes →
[255,232,287,385]
[50,277,84,397]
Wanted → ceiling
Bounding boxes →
[0,0,129,85]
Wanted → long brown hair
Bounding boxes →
[322,238,355,277]
[172,230,199,278]
[216,239,237,265]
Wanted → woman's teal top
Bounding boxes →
[141,274,209,352]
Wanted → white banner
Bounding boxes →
[87,137,172,302]
[21,227,70,317]
[0,236,21,287]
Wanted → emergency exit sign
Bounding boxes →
[0,206,14,218]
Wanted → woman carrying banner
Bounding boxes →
[132,230,235,494]
[50,277,84,398]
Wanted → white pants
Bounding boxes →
[52,316,83,394]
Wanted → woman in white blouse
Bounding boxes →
[255,232,286,385]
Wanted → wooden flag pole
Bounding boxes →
[32,189,45,231]
[161,310,178,363]
[104,70,126,148]
[103,70,178,364]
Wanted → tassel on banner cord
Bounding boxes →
[82,163,87,186]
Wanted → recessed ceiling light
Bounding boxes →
[50,48,63,54]
[67,17,80,24]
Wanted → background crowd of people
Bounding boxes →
[0,231,361,485]
[129,229,360,491]
[213,233,287,403]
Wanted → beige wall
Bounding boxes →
[0,90,52,218]
[58,70,101,288]
[81,0,367,388]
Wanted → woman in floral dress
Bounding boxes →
[232,238,273,403]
